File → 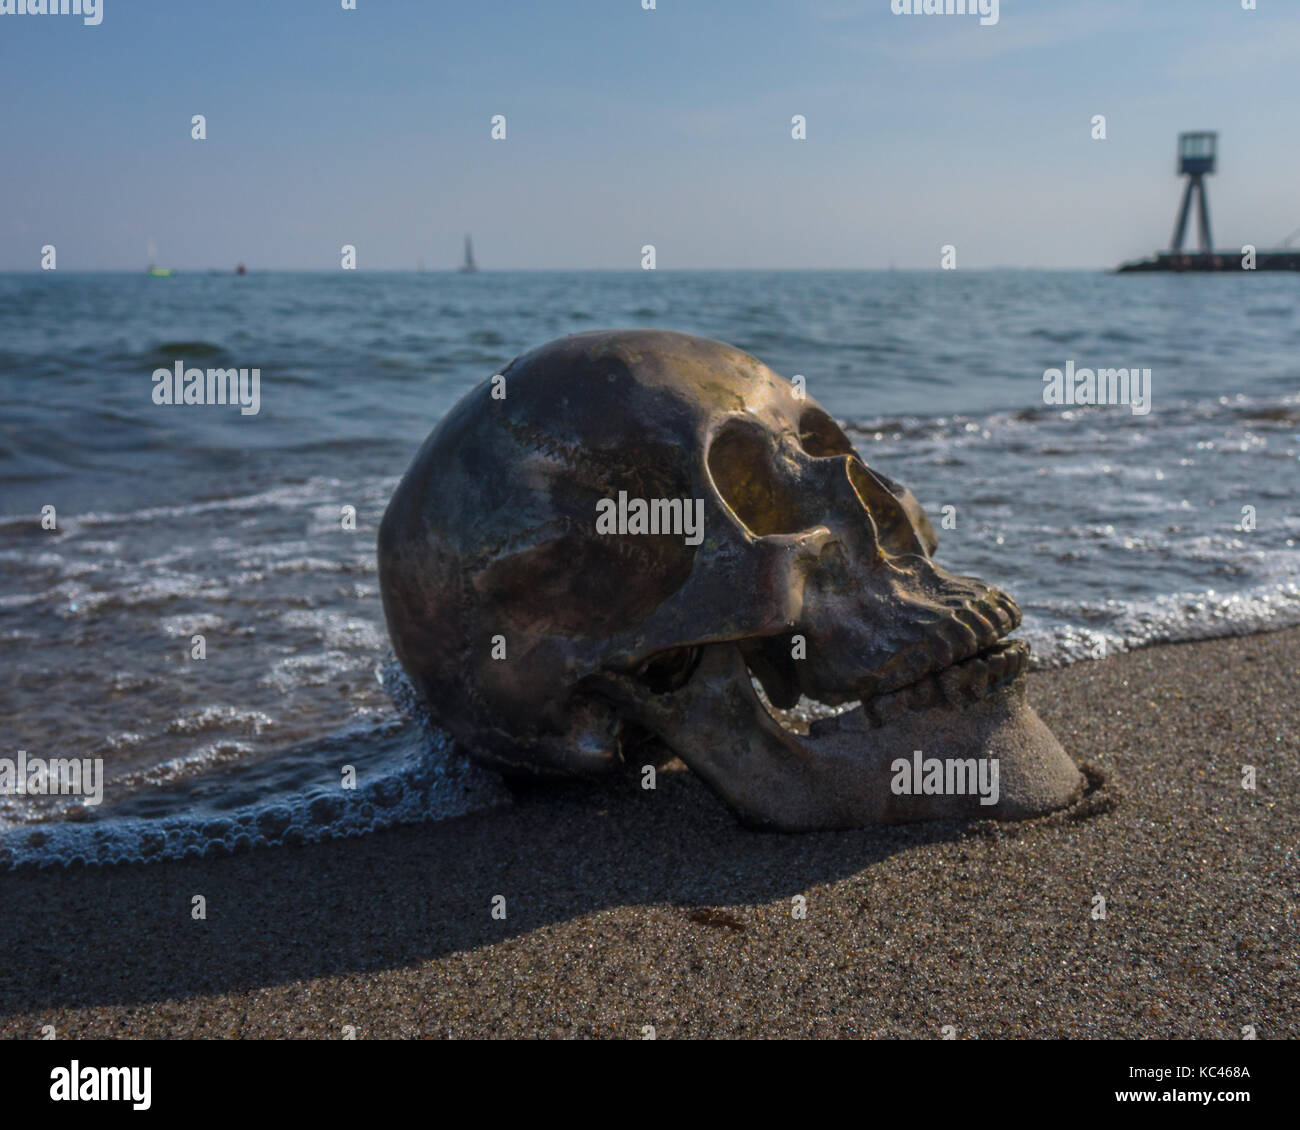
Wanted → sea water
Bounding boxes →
[2,269,1297,864]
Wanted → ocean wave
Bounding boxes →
[0,662,510,870]
[1023,582,1300,667]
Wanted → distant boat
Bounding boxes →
[459,235,478,273]
[235,263,247,276]
[146,240,172,278]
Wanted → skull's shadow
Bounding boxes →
[0,764,995,1017]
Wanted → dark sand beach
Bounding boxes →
[2,628,1296,1040]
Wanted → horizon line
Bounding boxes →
[0,265,1120,275]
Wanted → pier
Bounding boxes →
[1116,132,1299,273]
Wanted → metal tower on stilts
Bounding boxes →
[1117,131,1300,272]
[1170,132,1216,255]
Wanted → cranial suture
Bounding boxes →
[378,329,1084,830]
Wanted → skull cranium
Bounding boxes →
[378,329,1083,830]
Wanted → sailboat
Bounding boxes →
[146,240,172,278]
[458,235,478,274]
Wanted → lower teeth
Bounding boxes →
[752,641,1029,736]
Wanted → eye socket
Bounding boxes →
[707,419,811,536]
[798,407,855,458]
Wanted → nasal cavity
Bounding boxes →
[846,459,926,558]
[707,419,813,537]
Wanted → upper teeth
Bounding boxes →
[861,639,1029,729]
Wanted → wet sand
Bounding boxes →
[2,628,1296,1039]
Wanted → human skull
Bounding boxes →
[378,330,1083,830]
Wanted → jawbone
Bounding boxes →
[598,641,1085,831]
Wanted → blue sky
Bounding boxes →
[2,0,1297,269]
